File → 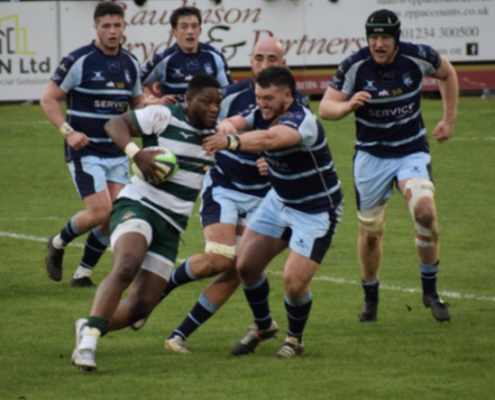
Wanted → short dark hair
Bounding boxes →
[94,2,125,21]
[256,66,296,98]
[186,73,221,96]
[170,6,202,28]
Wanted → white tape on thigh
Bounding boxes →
[205,241,237,260]
[110,218,153,251]
[141,251,175,281]
[357,203,387,232]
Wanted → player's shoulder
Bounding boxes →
[63,43,95,65]
[295,90,309,108]
[223,78,252,98]
[399,42,440,65]
[153,44,180,61]
[121,47,140,63]
[340,47,371,72]
[198,42,223,55]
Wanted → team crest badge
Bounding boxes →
[402,73,413,87]
[204,63,214,75]
[122,211,136,220]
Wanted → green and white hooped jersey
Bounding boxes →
[117,104,214,233]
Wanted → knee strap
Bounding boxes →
[205,241,236,260]
[357,203,387,232]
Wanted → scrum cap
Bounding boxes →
[366,9,401,47]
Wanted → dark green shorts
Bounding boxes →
[110,197,180,267]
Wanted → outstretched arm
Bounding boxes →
[318,86,371,121]
[431,55,458,143]
[203,124,301,154]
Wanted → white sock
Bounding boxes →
[73,266,92,279]
[52,234,66,249]
[79,327,101,350]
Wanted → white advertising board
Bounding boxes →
[0,3,58,101]
[58,0,495,66]
[1,0,494,101]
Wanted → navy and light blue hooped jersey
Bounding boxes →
[140,42,233,102]
[211,78,309,197]
[330,42,441,158]
[52,42,142,162]
[242,100,342,214]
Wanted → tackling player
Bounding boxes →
[204,66,344,358]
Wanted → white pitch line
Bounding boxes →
[2,231,494,303]
[450,136,495,141]
[266,270,495,303]
[0,231,84,248]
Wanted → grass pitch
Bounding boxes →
[0,98,494,400]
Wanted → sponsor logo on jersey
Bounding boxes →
[179,131,194,139]
[91,71,105,81]
[107,81,115,88]
[364,80,377,91]
[94,99,129,110]
[185,74,193,82]
[368,102,415,118]
[125,70,131,84]
[378,89,389,97]
[108,60,120,72]
[172,68,184,78]
[58,62,67,72]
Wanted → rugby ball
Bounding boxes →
[131,146,178,182]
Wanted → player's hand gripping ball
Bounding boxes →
[131,146,179,182]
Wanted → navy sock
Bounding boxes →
[421,261,439,294]
[170,293,217,340]
[285,292,312,343]
[362,278,379,304]
[161,259,197,300]
[60,216,84,245]
[243,275,272,330]
[80,228,109,270]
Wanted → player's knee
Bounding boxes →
[112,253,141,284]
[404,178,437,241]
[358,204,387,234]
[283,275,306,298]
[360,227,383,247]
[414,198,436,229]
[128,297,153,323]
[404,178,435,220]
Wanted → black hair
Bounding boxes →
[186,73,221,96]
[256,66,296,98]
[365,9,401,47]
[170,6,202,28]
[94,2,125,21]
